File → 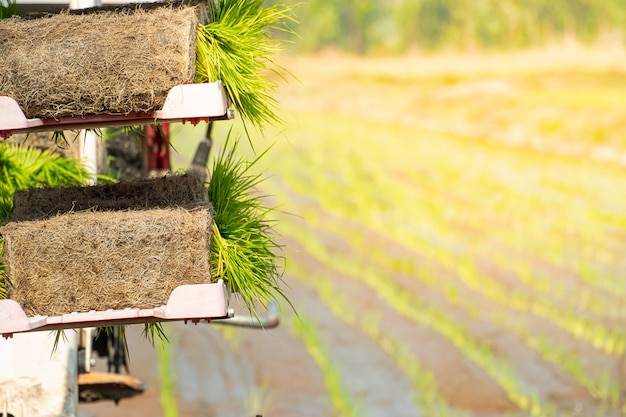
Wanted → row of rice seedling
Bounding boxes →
[259,142,626,357]
[421,197,623,301]
[419,183,626,305]
[283,221,560,417]
[266,179,621,411]
[490,314,620,410]
[380,154,626,300]
[254,113,626,357]
[491,255,626,320]
[363,189,626,322]
[251,124,626,408]
[290,205,625,412]
[316,187,626,357]
[359,226,621,408]
[450,258,626,356]
[290,316,361,417]
[382,158,626,318]
[286,260,466,417]
[365,145,626,301]
[261,179,479,318]
[312,172,615,384]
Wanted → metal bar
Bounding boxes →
[215,300,280,329]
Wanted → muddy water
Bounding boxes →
[233,321,331,417]
[276,280,421,417]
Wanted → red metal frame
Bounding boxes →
[144,124,172,172]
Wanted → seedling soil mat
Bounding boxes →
[0,1,207,119]
[0,174,214,317]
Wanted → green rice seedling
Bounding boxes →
[156,326,178,417]
[0,0,19,19]
[143,322,169,346]
[208,134,290,318]
[196,0,296,133]
[0,143,91,221]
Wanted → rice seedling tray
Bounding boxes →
[0,280,230,338]
[2,0,292,136]
[0,82,232,139]
[0,174,224,333]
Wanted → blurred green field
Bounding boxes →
[163,47,626,416]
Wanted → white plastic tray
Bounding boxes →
[0,81,232,138]
[0,280,230,338]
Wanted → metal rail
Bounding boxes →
[217,300,280,329]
